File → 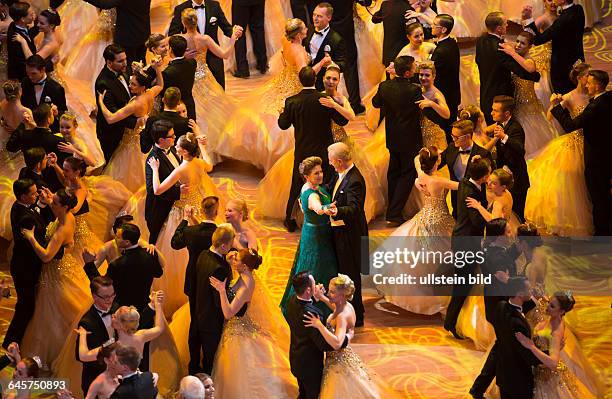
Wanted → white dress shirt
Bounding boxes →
[155,144,180,168]
[453,146,472,180]
[309,25,330,61]
[33,75,47,105]
[193,1,206,33]
[330,163,354,227]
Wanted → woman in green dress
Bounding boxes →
[280,156,338,317]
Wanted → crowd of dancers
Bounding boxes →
[0,0,610,398]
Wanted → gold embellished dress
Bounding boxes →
[103,124,146,193]
[512,73,558,158]
[525,105,593,236]
[532,42,554,112]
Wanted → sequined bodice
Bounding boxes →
[119,126,141,147]
[227,284,248,317]
[532,323,578,395]
[323,322,370,378]
[40,221,80,287]
[260,60,302,115]
[531,42,552,74]
[421,116,448,151]
[194,54,210,81]
[412,193,455,237]
[513,73,545,115]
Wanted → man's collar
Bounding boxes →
[562,3,574,10]
[124,243,139,251]
[155,144,172,154]
[94,304,112,315]
[171,56,185,62]
[489,32,503,40]
[315,26,330,34]
[592,91,605,100]
[508,299,523,313]
[14,24,29,33]
[296,295,313,303]
[338,163,354,179]
[210,247,224,258]
[436,35,450,43]
[303,86,316,90]
[192,0,205,7]
[120,371,139,380]
[468,178,482,190]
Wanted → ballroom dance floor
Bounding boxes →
[1,3,612,398]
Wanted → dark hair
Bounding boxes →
[145,33,165,51]
[435,14,454,33]
[298,156,322,176]
[418,146,439,174]
[201,196,219,218]
[119,223,140,245]
[56,188,78,210]
[237,248,263,270]
[405,21,423,37]
[103,44,125,62]
[23,147,47,169]
[468,157,491,180]
[493,95,515,114]
[298,66,316,87]
[316,2,333,16]
[151,119,174,144]
[8,1,29,22]
[169,35,188,58]
[569,62,590,85]
[163,87,182,109]
[553,291,575,313]
[20,357,40,378]
[485,11,505,32]
[63,156,87,177]
[517,222,543,248]
[451,119,474,136]
[485,218,508,245]
[506,276,529,298]
[40,9,61,27]
[588,70,609,90]
[517,30,534,45]
[96,342,119,364]
[90,275,114,296]
[292,271,312,295]
[115,345,141,372]
[25,54,46,71]
[491,168,514,189]
[177,132,200,158]
[2,81,21,101]
[394,55,415,77]
[113,214,135,233]
[13,178,36,199]
[133,69,154,88]
[33,103,52,126]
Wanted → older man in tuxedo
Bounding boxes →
[6,2,37,81]
[84,0,151,68]
[326,142,367,326]
[95,44,138,162]
[278,66,349,232]
[168,0,233,89]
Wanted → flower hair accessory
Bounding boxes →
[502,165,514,175]
[335,273,353,286]
[32,355,42,368]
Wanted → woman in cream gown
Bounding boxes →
[217,18,307,172]
[375,146,456,315]
[147,132,221,316]
[209,248,297,398]
[436,0,499,38]
[98,60,165,192]
[530,0,557,112]
[56,0,98,64]
[524,63,593,236]
[305,274,400,399]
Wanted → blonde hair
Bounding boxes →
[60,112,78,128]
[285,18,305,41]
[228,198,249,221]
[417,61,436,76]
[331,274,355,301]
[181,8,198,29]
[212,223,235,248]
[115,306,140,334]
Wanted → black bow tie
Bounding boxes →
[193,4,205,9]
[33,80,46,86]
[459,149,471,154]
[314,31,324,36]
[98,310,112,318]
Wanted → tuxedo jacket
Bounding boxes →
[85,0,151,47]
[493,300,541,398]
[452,178,487,238]
[171,220,217,296]
[431,37,461,113]
[18,167,56,191]
[328,0,372,36]
[527,4,584,94]
[6,127,69,171]
[371,77,423,155]
[140,110,191,153]
[76,302,120,394]
[476,33,541,121]
[371,0,412,66]
[10,201,54,277]
[304,26,346,89]
[495,118,529,193]
[168,0,233,39]
[278,88,348,162]
[109,371,158,399]
[7,22,38,80]
[84,247,163,311]
[162,58,197,119]
[20,76,68,132]
[145,146,181,222]
[192,250,231,334]
[94,66,137,157]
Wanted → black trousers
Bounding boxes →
[121,44,147,74]
[332,227,365,321]
[386,150,417,221]
[290,0,313,26]
[471,342,497,396]
[510,184,528,223]
[3,266,41,348]
[584,160,612,235]
[194,329,222,375]
[336,27,362,109]
[233,1,267,73]
[207,52,226,89]
[285,153,334,222]
[296,369,323,399]
[443,245,478,332]
[146,199,174,245]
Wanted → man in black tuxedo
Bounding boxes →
[328,0,371,114]
[489,95,529,221]
[431,14,460,138]
[6,2,37,81]
[168,0,233,89]
[84,0,151,68]
[476,12,541,125]
[304,3,346,93]
[278,66,349,232]
[492,277,541,399]
[372,0,412,69]
[18,146,64,193]
[20,55,67,133]
[286,271,349,399]
[523,1,584,95]
[326,142,367,326]
[76,276,120,395]
[444,157,491,339]
[371,55,423,226]
[551,70,612,235]
[3,179,54,350]
[110,345,158,399]
[140,87,190,153]
[190,224,234,374]
[145,120,182,244]
[439,120,494,218]
[95,44,138,162]
[83,223,164,311]
[163,36,197,120]
[232,0,267,78]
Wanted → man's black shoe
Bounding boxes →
[233,70,250,79]
[352,103,366,115]
[283,219,298,233]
